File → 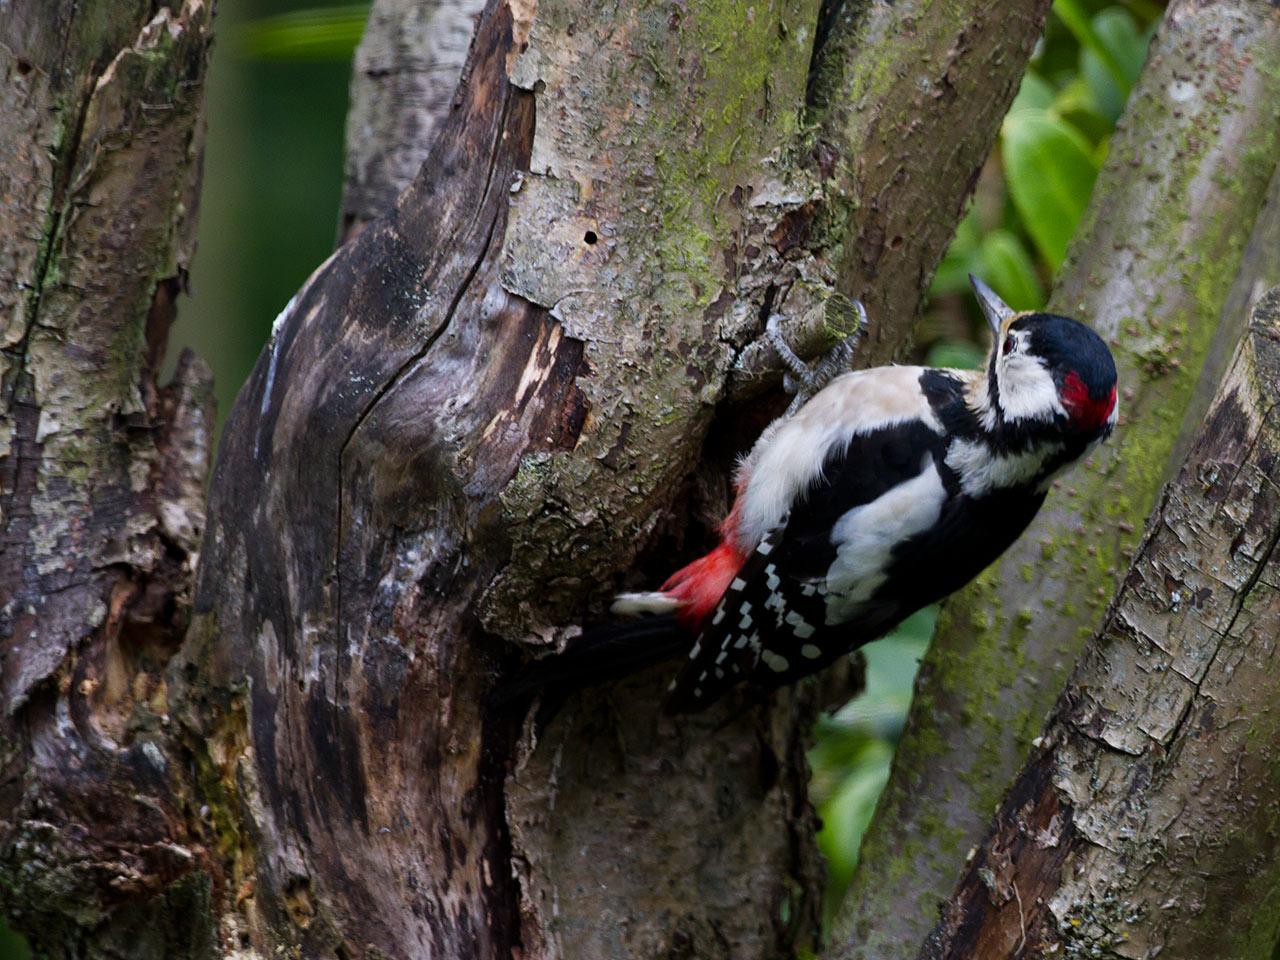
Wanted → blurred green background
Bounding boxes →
[0,0,1162,954]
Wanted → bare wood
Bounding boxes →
[923,286,1280,959]
[0,0,215,955]
[834,4,1280,953]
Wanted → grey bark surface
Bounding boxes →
[833,4,1280,955]
[189,0,1053,957]
[340,0,487,241]
[922,286,1280,960]
[0,1,216,956]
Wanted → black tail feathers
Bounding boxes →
[492,614,688,714]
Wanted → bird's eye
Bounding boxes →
[1003,334,1017,355]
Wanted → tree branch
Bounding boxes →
[923,285,1280,959]
[340,0,487,241]
[833,5,1280,954]
[192,0,1053,955]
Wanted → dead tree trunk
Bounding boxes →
[832,4,1280,955]
[188,0,1052,957]
[0,1,215,956]
[923,285,1280,960]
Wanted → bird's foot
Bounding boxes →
[765,299,867,414]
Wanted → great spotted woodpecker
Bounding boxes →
[506,277,1118,714]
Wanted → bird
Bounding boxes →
[502,276,1118,715]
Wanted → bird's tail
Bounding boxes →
[492,614,688,711]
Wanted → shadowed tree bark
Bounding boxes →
[923,285,1280,960]
[832,4,1280,955]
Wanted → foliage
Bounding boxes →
[922,0,1160,355]
[808,608,935,927]
[231,4,368,61]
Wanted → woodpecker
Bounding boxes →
[506,276,1118,714]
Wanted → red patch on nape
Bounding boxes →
[1061,370,1116,432]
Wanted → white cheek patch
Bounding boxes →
[997,353,1065,423]
[946,438,1062,497]
[824,461,947,624]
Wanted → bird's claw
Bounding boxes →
[766,299,868,414]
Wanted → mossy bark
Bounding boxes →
[923,286,1280,960]
[832,3,1280,956]
[0,1,216,956]
[189,0,1052,957]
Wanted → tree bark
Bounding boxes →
[832,5,1280,955]
[923,284,1280,960]
[340,0,487,241]
[0,1,215,956]
[187,0,1053,957]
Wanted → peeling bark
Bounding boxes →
[0,1,216,956]
[923,286,1280,960]
[833,4,1280,955]
[190,0,1053,957]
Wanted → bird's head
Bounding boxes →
[970,275,1118,441]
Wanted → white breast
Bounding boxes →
[734,366,941,550]
[822,459,947,624]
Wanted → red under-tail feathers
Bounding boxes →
[494,493,753,713]
[659,538,747,630]
[654,494,751,628]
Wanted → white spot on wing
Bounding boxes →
[761,650,790,672]
[801,644,822,659]
[825,460,947,624]
[734,365,944,548]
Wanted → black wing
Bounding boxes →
[665,418,950,713]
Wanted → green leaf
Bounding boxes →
[815,738,894,900]
[978,229,1046,311]
[233,5,370,61]
[1080,8,1148,121]
[1010,71,1056,114]
[1001,109,1100,269]
[925,340,986,371]
[1053,0,1131,95]
[930,204,983,296]
[1051,77,1111,144]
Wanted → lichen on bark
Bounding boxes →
[0,1,217,955]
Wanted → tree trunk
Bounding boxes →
[187,0,1052,957]
[923,284,1280,960]
[0,1,215,956]
[832,4,1280,955]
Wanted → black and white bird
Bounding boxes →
[506,276,1118,714]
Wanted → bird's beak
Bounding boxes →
[970,274,1014,339]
